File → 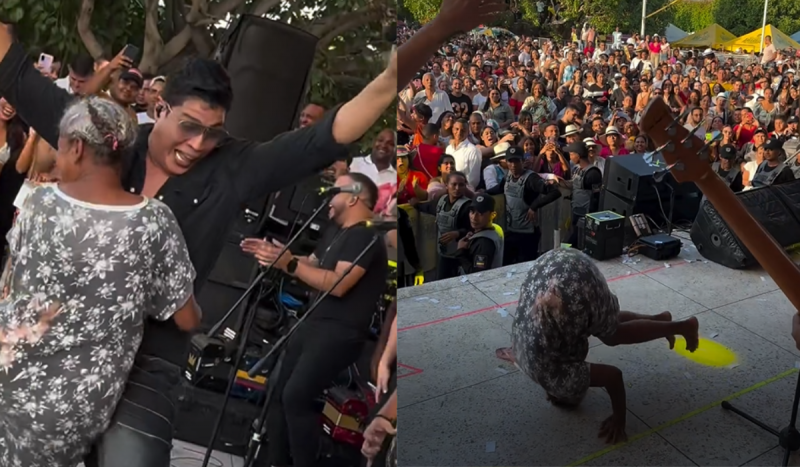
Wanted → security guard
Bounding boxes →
[411,171,471,280]
[563,141,603,246]
[487,146,561,265]
[456,194,504,274]
[751,138,796,189]
[714,144,744,192]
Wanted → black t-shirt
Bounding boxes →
[717,167,744,192]
[449,93,474,119]
[457,235,497,274]
[310,224,388,333]
[579,166,603,212]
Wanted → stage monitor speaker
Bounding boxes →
[602,153,702,225]
[196,15,319,329]
[690,179,800,269]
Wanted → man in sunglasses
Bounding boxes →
[0,21,397,467]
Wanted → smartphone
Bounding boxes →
[38,53,54,73]
[122,44,140,64]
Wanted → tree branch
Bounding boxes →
[209,0,249,19]
[140,0,165,73]
[331,74,371,87]
[250,0,284,16]
[315,9,386,49]
[157,26,192,67]
[77,0,104,59]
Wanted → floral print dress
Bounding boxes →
[0,185,195,467]
[512,248,620,404]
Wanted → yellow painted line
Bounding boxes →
[568,368,798,466]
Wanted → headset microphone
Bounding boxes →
[318,183,363,196]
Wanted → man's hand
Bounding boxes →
[439,231,459,245]
[240,238,293,270]
[361,417,396,463]
[526,208,536,222]
[108,48,135,72]
[457,232,473,250]
[599,413,627,444]
[375,362,391,402]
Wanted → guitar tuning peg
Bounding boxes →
[665,108,691,135]
[681,120,706,145]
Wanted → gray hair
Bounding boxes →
[58,96,137,164]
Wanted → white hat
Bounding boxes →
[563,124,581,136]
[716,92,727,100]
[583,137,600,147]
[703,48,714,56]
[491,142,511,160]
[605,126,622,136]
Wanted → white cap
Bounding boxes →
[605,126,622,136]
[583,137,600,147]
[703,48,714,56]
[716,92,727,100]
[492,142,511,158]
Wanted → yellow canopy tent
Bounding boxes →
[672,24,737,49]
[720,24,800,52]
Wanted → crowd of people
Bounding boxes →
[0,16,406,467]
[396,20,800,284]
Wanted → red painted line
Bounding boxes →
[398,260,688,333]
[397,363,424,379]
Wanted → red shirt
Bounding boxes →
[414,143,444,179]
[397,170,429,204]
[733,124,758,149]
[599,146,630,158]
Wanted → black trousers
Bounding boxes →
[83,356,183,467]
[503,229,541,265]
[435,256,460,280]
[266,322,366,467]
[567,213,582,246]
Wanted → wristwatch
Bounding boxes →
[286,257,299,275]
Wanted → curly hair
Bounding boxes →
[58,96,137,166]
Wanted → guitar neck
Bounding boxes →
[697,173,800,310]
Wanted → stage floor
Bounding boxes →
[397,232,800,466]
[78,439,244,467]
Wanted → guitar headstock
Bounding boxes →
[639,98,717,184]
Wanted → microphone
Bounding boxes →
[365,220,397,232]
[318,183,362,196]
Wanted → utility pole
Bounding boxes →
[641,0,647,36]
[759,0,769,53]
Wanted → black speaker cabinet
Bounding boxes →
[690,180,800,269]
[197,15,320,327]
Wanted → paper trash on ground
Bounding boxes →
[414,297,429,301]
[506,273,513,278]
[461,276,468,283]
[485,441,496,453]
[448,305,462,310]
[496,308,508,317]
[429,298,439,304]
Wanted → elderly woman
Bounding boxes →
[0,96,200,466]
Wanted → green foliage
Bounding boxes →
[711,0,800,37]
[0,0,393,150]
[671,1,714,34]
[403,0,442,24]
[0,0,143,64]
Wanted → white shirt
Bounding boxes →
[137,112,155,125]
[414,90,451,123]
[483,164,507,190]
[613,32,623,48]
[683,122,706,140]
[55,77,74,94]
[473,93,488,110]
[445,140,482,189]
[743,160,759,190]
[349,156,398,188]
[518,51,532,66]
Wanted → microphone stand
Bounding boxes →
[200,195,332,467]
[240,234,382,467]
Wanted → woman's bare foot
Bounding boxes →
[681,317,700,352]
[655,311,675,349]
[495,347,515,363]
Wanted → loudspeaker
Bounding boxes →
[197,15,319,328]
[690,180,800,269]
[601,153,703,228]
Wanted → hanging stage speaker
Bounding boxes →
[197,15,319,330]
[690,179,800,269]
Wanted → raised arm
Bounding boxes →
[230,52,397,204]
[0,26,72,149]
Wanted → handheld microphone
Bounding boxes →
[318,183,362,196]
[365,220,397,232]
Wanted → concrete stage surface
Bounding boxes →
[397,234,800,466]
